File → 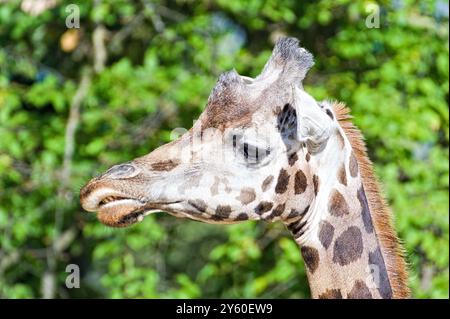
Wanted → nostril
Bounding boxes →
[104,164,139,179]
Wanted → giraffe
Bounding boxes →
[80,37,410,299]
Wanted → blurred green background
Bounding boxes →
[0,0,448,299]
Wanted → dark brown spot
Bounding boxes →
[328,189,349,217]
[312,174,319,196]
[264,203,287,221]
[333,226,363,266]
[318,289,343,299]
[368,247,393,299]
[301,246,319,274]
[261,175,274,192]
[305,152,311,162]
[254,201,273,214]
[325,109,334,120]
[235,213,248,221]
[288,153,298,166]
[187,199,207,213]
[318,220,335,249]
[271,203,285,217]
[275,169,290,194]
[151,159,179,171]
[347,280,373,299]
[349,152,358,177]
[215,205,231,218]
[337,164,347,186]
[294,170,307,194]
[357,186,374,233]
[236,187,256,205]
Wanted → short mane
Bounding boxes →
[332,102,410,298]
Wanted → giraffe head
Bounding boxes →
[80,37,336,228]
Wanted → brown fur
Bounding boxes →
[301,246,320,274]
[332,102,410,298]
[275,169,290,194]
[237,187,256,205]
[151,159,179,171]
[318,288,343,299]
[328,189,350,217]
[294,169,307,194]
[337,164,347,186]
[312,174,319,196]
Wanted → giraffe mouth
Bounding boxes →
[80,187,182,227]
[98,195,134,207]
[98,201,157,227]
[96,198,183,227]
[82,191,146,227]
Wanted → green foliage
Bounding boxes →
[0,0,448,298]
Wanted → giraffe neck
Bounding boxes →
[287,129,393,298]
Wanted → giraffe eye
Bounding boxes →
[232,134,270,164]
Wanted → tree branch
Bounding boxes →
[41,69,91,299]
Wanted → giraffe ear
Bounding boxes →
[257,37,314,87]
[294,88,333,153]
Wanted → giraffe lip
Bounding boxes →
[95,196,146,226]
[97,199,183,228]
[98,196,143,209]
